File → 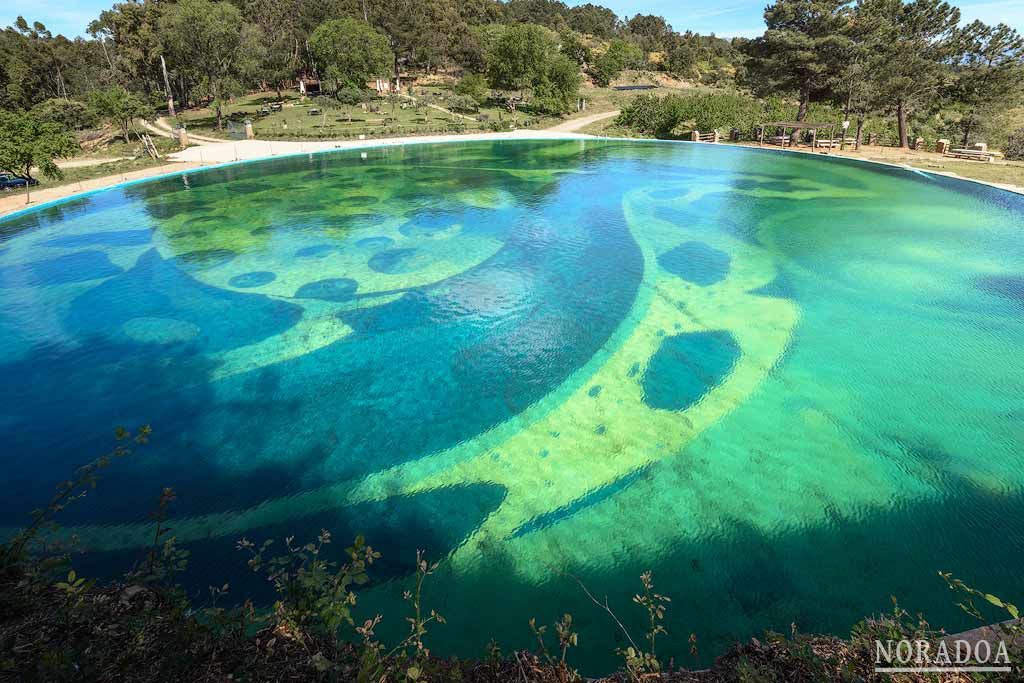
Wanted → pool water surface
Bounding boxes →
[0,140,1022,671]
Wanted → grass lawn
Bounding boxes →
[174,90,553,140]
[171,77,700,140]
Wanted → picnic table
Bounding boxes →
[945,148,998,162]
[813,137,856,149]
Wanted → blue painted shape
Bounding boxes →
[510,469,647,537]
[295,244,338,258]
[229,271,276,288]
[658,241,731,286]
[400,211,459,237]
[642,331,740,411]
[295,277,358,302]
[41,229,152,248]
[369,248,418,274]
[66,249,300,353]
[0,250,122,288]
[355,236,394,249]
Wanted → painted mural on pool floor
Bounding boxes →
[1,140,1022,672]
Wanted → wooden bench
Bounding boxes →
[945,148,998,162]
[814,137,856,149]
[689,129,720,143]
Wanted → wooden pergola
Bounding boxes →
[757,121,839,153]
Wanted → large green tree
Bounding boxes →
[309,18,393,91]
[89,85,153,142]
[159,0,247,130]
[949,21,1024,146]
[567,4,619,38]
[88,1,164,94]
[626,14,676,53]
[590,38,644,86]
[858,0,962,147]
[485,23,579,113]
[744,0,852,141]
[0,110,78,203]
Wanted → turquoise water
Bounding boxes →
[1,140,1022,671]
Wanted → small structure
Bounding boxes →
[757,121,838,153]
[689,129,720,143]
[298,78,321,97]
[945,142,999,162]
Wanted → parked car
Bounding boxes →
[0,173,38,191]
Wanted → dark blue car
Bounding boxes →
[0,173,38,191]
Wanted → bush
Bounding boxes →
[1004,127,1024,160]
[32,98,97,131]
[454,73,490,106]
[447,94,479,113]
[335,87,371,106]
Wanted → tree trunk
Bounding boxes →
[961,119,971,148]
[896,99,909,149]
[854,116,864,151]
[791,91,808,145]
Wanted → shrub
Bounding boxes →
[32,98,97,131]
[447,94,479,113]
[1004,127,1024,160]
[454,73,490,106]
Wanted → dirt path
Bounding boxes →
[141,117,225,144]
[546,110,620,133]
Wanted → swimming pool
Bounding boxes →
[1,139,1022,671]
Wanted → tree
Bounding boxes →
[858,0,962,148]
[243,0,304,100]
[504,0,569,30]
[1004,128,1024,160]
[744,0,852,143]
[949,22,1024,146]
[485,23,579,114]
[159,0,247,130]
[0,111,78,203]
[626,14,675,53]
[89,86,152,142]
[87,1,165,98]
[454,72,490,105]
[486,24,555,94]
[532,52,581,113]
[32,98,97,131]
[309,18,393,91]
[666,43,699,79]
[559,29,591,66]
[590,39,644,86]
[567,4,619,38]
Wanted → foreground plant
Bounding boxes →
[0,425,150,574]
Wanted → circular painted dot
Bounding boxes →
[369,248,419,274]
[229,271,276,288]
[296,244,338,258]
[122,317,200,345]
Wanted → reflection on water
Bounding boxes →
[0,140,1022,673]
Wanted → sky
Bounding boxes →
[5,0,1024,40]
